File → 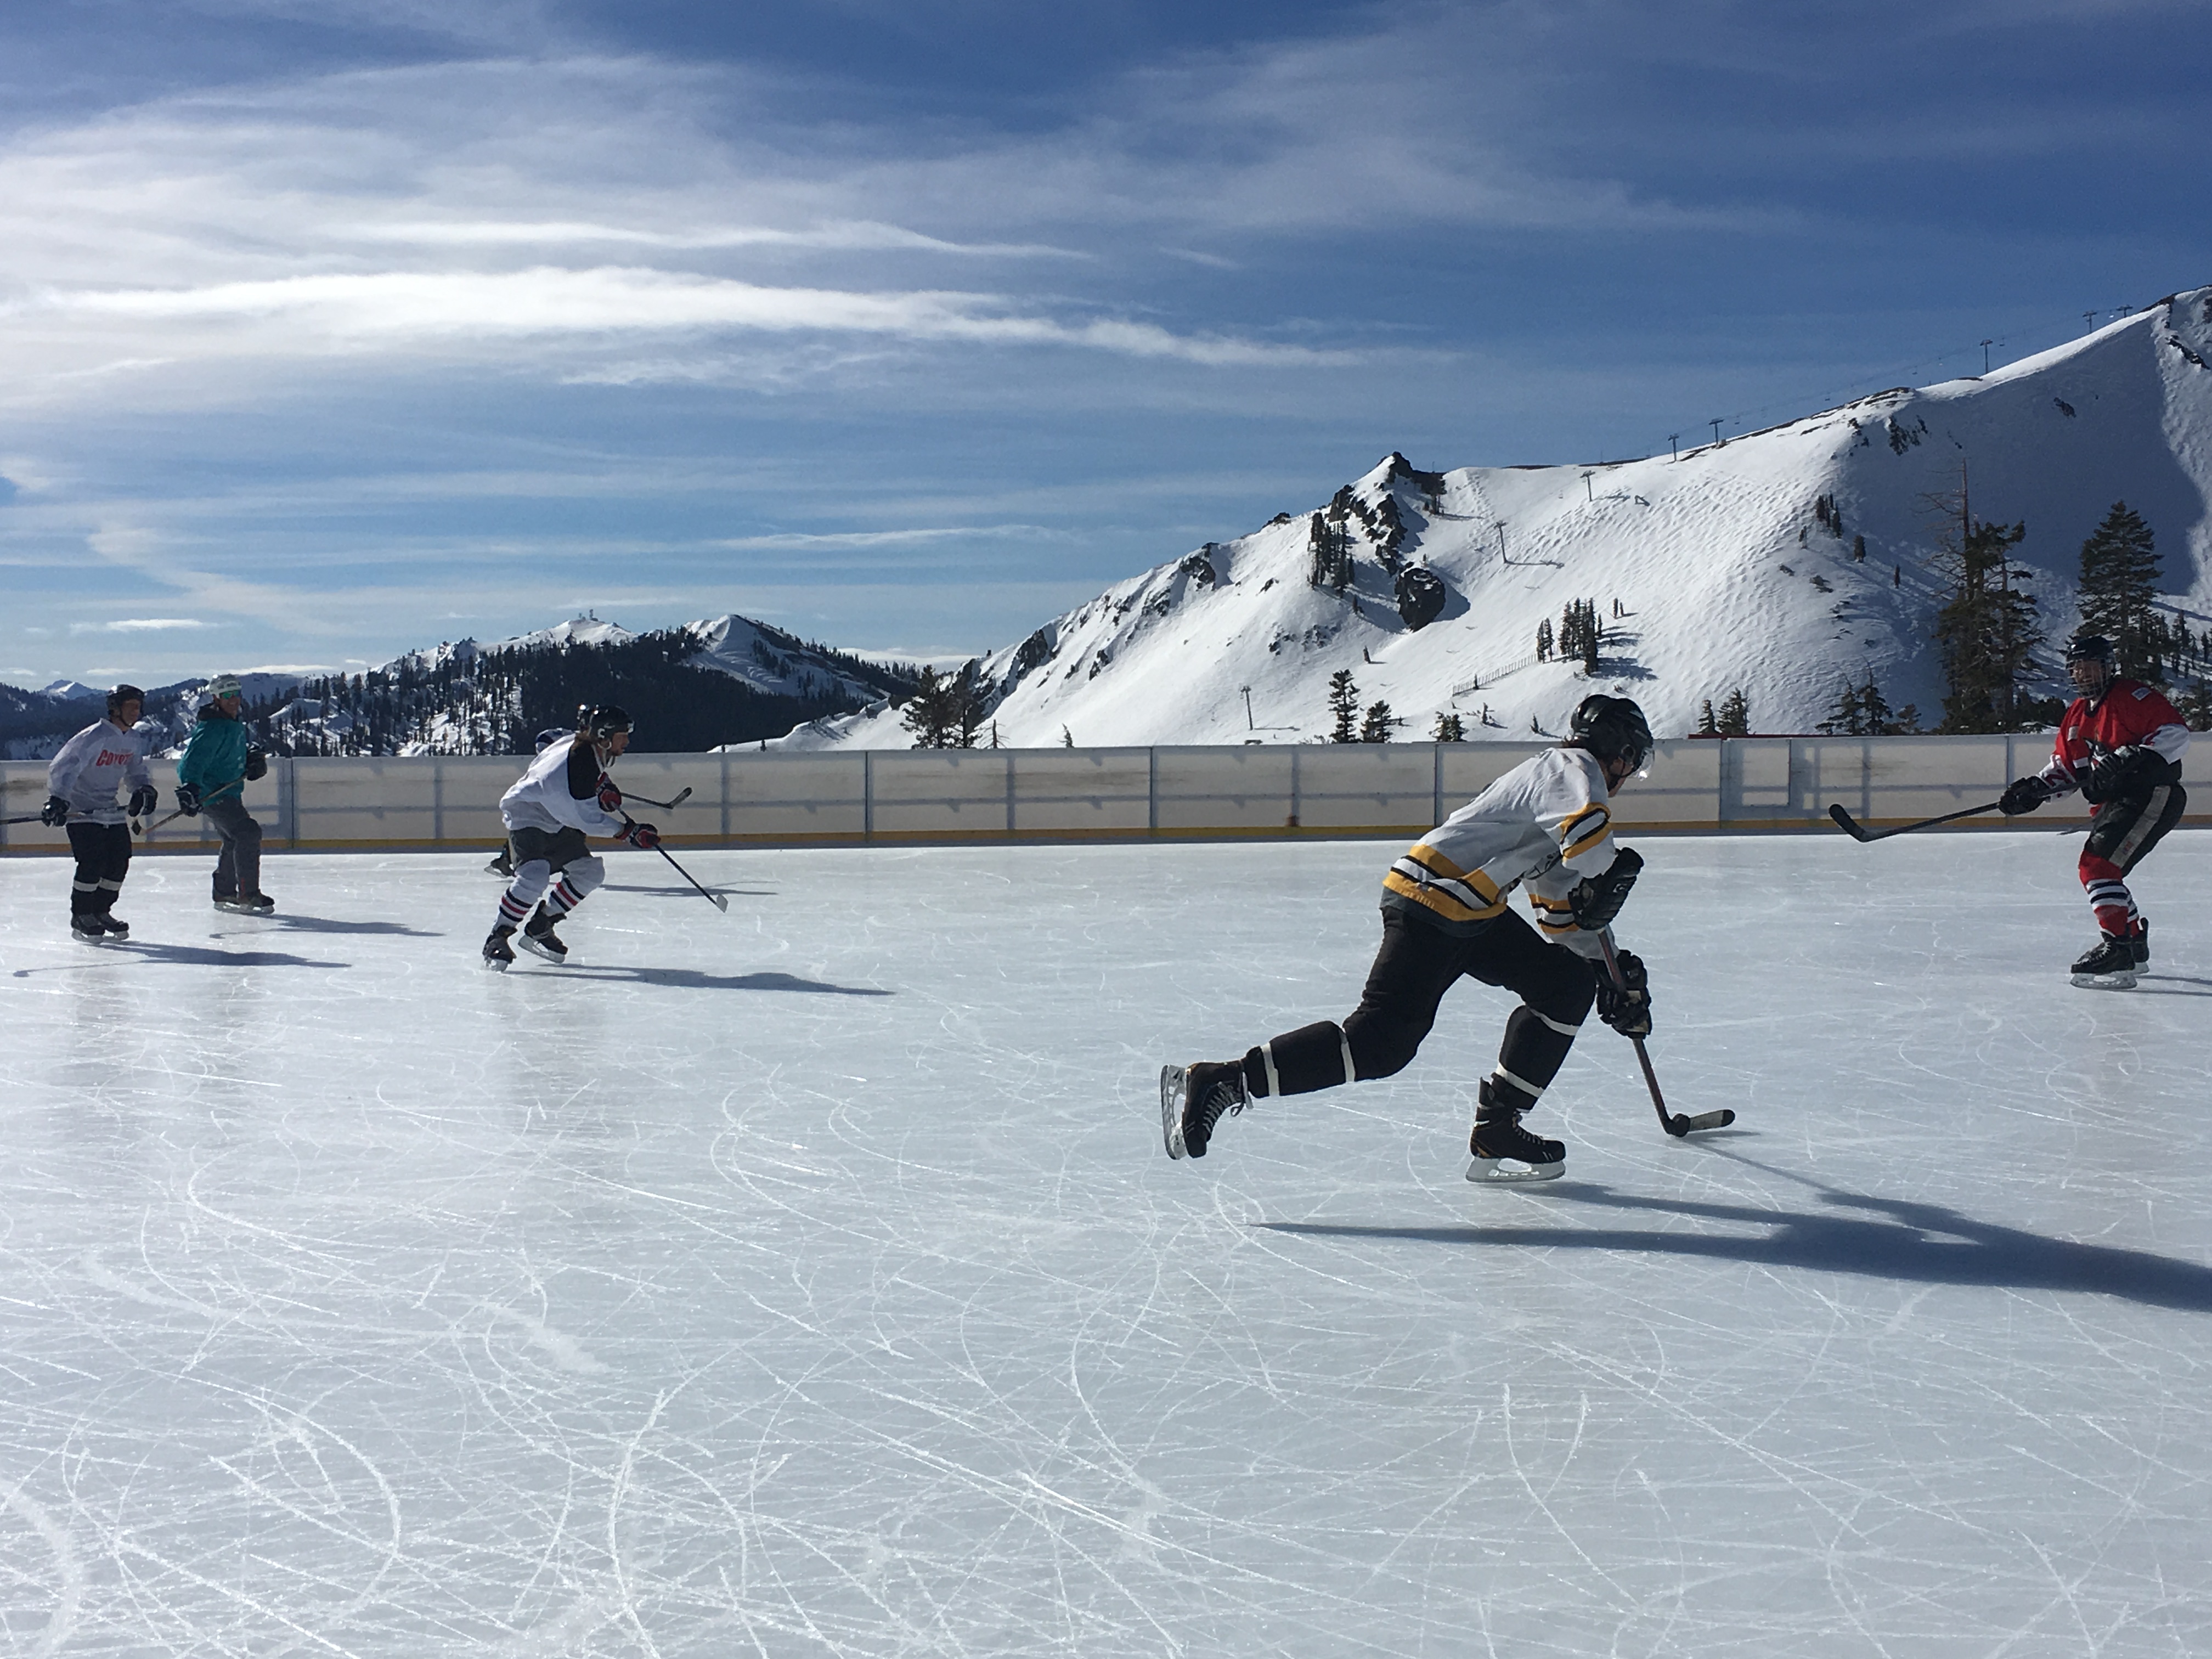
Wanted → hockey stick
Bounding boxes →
[142,772,250,835]
[1598,931,1734,1139]
[621,814,727,911]
[622,786,692,811]
[1827,799,2002,843]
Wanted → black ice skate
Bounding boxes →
[1466,1077,1566,1183]
[98,913,131,939]
[486,848,515,877]
[2070,932,2138,990]
[1160,1060,1248,1160]
[213,891,275,916]
[517,905,569,963]
[2132,920,2151,970]
[71,913,108,944]
[483,926,517,972]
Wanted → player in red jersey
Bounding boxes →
[1999,633,2190,988]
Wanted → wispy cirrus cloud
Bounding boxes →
[22,268,1345,365]
[69,617,209,633]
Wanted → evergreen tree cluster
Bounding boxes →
[1815,674,1920,736]
[1556,599,1602,672]
[900,663,993,749]
[255,626,913,757]
[1692,692,1752,737]
[1931,517,2041,732]
[1307,512,1354,590]
[1812,493,1844,538]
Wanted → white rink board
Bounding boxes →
[3,833,2211,1655]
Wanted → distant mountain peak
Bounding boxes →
[772,283,2212,749]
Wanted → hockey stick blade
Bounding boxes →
[1671,1109,1736,1133]
[1826,803,1878,842]
[625,786,693,811]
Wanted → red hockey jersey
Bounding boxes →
[2033,679,2190,798]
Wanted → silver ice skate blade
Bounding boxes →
[516,936,568,964]
[2070,968,2137,991]
[1466,1154,1566,1184]
[1159,1065,1189,1159]
[481,955,511,973]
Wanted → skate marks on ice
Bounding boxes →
[1263,1167,2212,1314]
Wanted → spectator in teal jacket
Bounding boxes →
[176,673,274,914]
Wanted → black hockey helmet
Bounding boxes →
[106,683,146,717]
[1570,694,1654,774]
[585,704,633,741]
[2064,631,2116,669]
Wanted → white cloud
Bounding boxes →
[69,617,210,633]
[23,267,1341,365]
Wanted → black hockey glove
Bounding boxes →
[1998,776,2051,816]
[128,784,160,818]
[1568,845,1643,931]
[1596,949,1652,1037]
[244,747,268,782]
[40,795,70,827]
[175,783,202,816]
[2082,746,2158,806]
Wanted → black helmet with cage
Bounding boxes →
[1568,694,1654,776]
[2064,631,2118,698]
[106,683,146,719]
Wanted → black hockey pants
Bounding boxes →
[65,821,132,918]
[1239,907,1599,1113]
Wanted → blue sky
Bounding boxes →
[3,0,2207,688]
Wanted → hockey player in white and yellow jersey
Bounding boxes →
[1161,696,1656,1182]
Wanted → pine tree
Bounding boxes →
[1717,689,1751,736]
[1816,681,1864,736]
[1695,699,1719,737]
[2077,501,2162,681]
[1432,711,1465,742]
[1327,669,1361,742]
[1932,518,2040,730]
[1535,618,1553,662]
[900,666,961,748]
[1359,701,1395,742]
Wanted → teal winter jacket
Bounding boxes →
[177,707,250,805]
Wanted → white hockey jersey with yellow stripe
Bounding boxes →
[1379,746,1621,958]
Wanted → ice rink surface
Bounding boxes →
[3,829,2212,1657]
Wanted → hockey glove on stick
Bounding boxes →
[40,795,71,827]
[1594,947,1652,1036]
[128,784,160,819]
[1999,776,2052,815]
[622,820,661,850]
[597,777,623,812]
[174,783,202,815]
[244,747,268,782]
[1568,845,1642,931]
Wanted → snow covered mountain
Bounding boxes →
[263,613,913,755]
[778,285,2212,748]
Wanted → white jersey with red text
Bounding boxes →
[46,719,153,826]
[1380,746,1624,959]
[499,735,623,837]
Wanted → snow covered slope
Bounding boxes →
[782,286,2212,747]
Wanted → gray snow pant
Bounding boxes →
[203,795,263,900]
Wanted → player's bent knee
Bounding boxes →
[565,856,607,896]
